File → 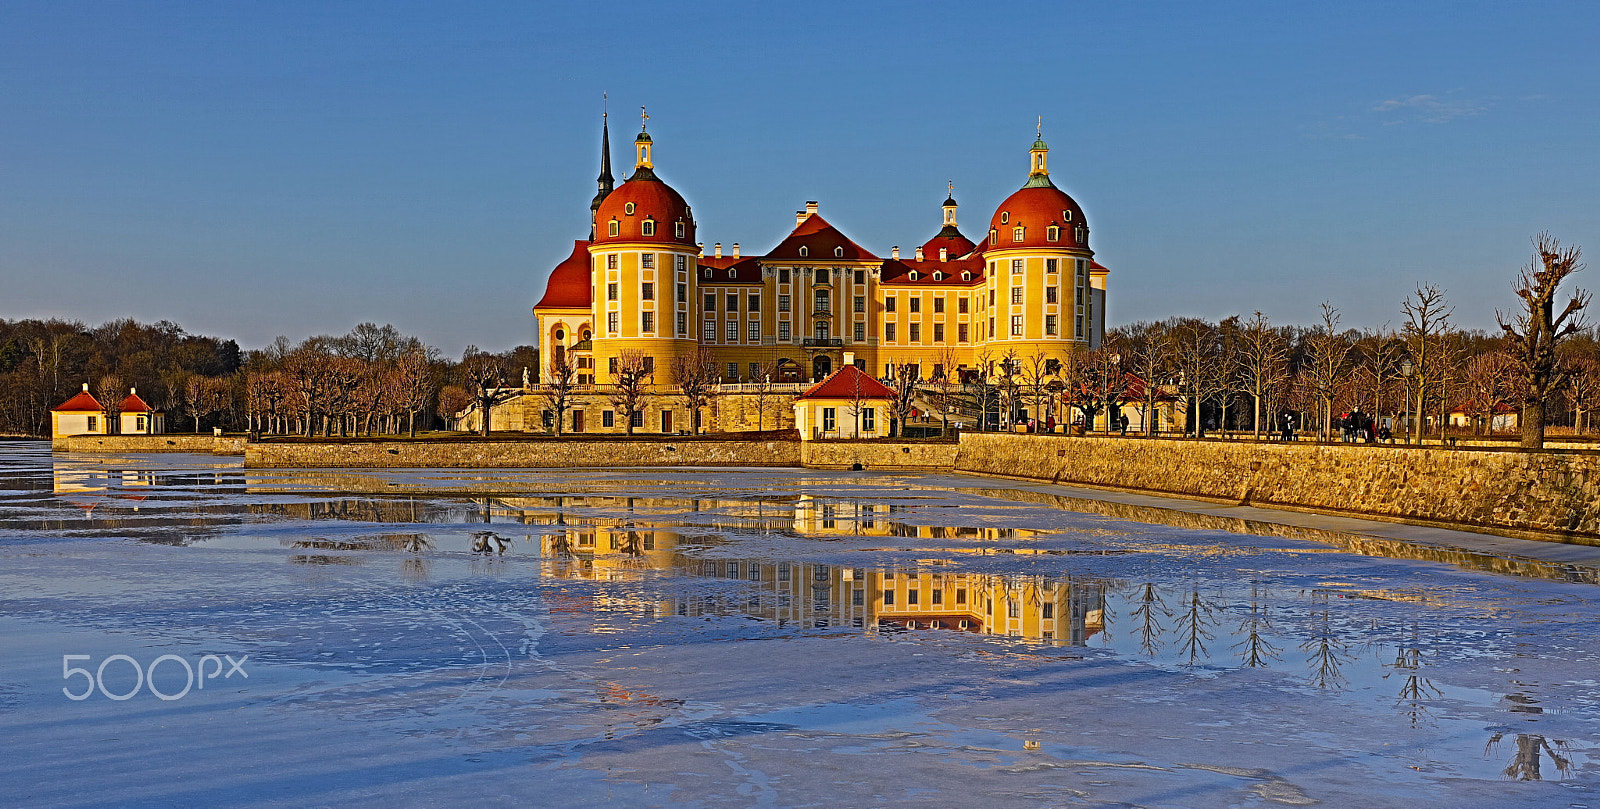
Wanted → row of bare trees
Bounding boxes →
[1090,236,1592,449]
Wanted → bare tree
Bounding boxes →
[1067,346,1126,434]
[1358,327,1405,430]
[459,346,506,437]
[752,361,779,432]
[1168,318,1223,439]
[1118,321,1172,436]
[394,347,435,437]
[93,374,126,435]
[1563,355,1600,435]
[673,346,718,434]
[1461,350,1519,434]
[884,360,921,437]
[1303,303,1352,441]
[966,348,999,432]
[609,351,653,436]
[540,354,581,436]
[1499,233,1590,449]
[1402,285,1454,442]
[1017,350,1060,431]
[1237,312,1288,440]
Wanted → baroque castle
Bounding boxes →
[533,113,1108,398]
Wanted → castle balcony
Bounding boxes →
[802,338,844,349]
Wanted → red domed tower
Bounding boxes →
[587,111,701,386]
[978,128,1097,362]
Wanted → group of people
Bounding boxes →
[1337,410,1392,443]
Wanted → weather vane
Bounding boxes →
[1036,115,1042,138]
[947,180,954,196]
[641,106,648,131]
[603,92,607,119]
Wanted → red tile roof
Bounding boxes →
[796,365,897,401]
[987,184,1088,251]
[119,391,156,413]
[592,177,695,247]
[766,213,879,262]
[534,240,593,310]
[879,255,985,286]
[52,390,103,412]
[698,255,764,284]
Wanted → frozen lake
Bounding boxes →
[3,441,1599,807]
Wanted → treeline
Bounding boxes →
[0,318,536,437]
[1091,289,1599,442]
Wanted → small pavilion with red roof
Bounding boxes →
[50,384,165,439]
[792,365,898,440]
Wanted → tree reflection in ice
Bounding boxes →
[1301,596,1351,689]
[1486,733,1572,781]
[1384,622,1441,727]
[1174,586,1219,666]
[1130,583,1169,657]
[1232,582,1280,668]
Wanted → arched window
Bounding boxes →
[908,271,919,281]
[675,220,685,238]
[933,271,943,280]
[1047,225,1060,242]
[642,219,656,236]
[799,246,809,257]
[608,220,619,237]
[834,246,844,257]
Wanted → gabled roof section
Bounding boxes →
[697,255,764,283]
[766,213,879,262]
[119,391,157,413]
[534,240,594,310]
[52,390,103,412]
[796,365,897,401]
[878,255,985,286]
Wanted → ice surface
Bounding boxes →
[2,441,1598,807]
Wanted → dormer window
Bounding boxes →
[1047,225,1060,242]
[1000,212,1009,224]
[799,246,809,257]
[675,221,685,238]
[727,269,735,279]
[1063,210,1072,221]
[933,271,944,280]
[608,219,619,237]
[961,271,971,281]
[989,229,998,244]
[909,271,919,281]
[624,202,636,215]
[703,268,712,278]
[1012,227,1025,242]
[833,246,844,257]
[1075,226,1087,243]
[641,219,656,236]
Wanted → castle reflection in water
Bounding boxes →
[498,494,1107,645]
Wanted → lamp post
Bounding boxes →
[1400,358,1415,445]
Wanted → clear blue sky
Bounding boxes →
[2,1,1596,355]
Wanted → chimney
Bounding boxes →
[914,246,925,261]
[805,201,819,218]
[82,382,89,392]
[891,246,900,259]
[843,351,855,366]
[697,242,705,256]
[130,387,136,396]
[732,243,740,258]
[714,243,723,258]
[939,248,948,262]
[796,210,806,226]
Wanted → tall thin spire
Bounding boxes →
[591,96,615,236]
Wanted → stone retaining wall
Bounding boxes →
[954,433,1600,542]
[245,439,801,468]
[54,434,246,455]
[800,441,960,470]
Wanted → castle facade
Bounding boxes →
[533,117,1107,394]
